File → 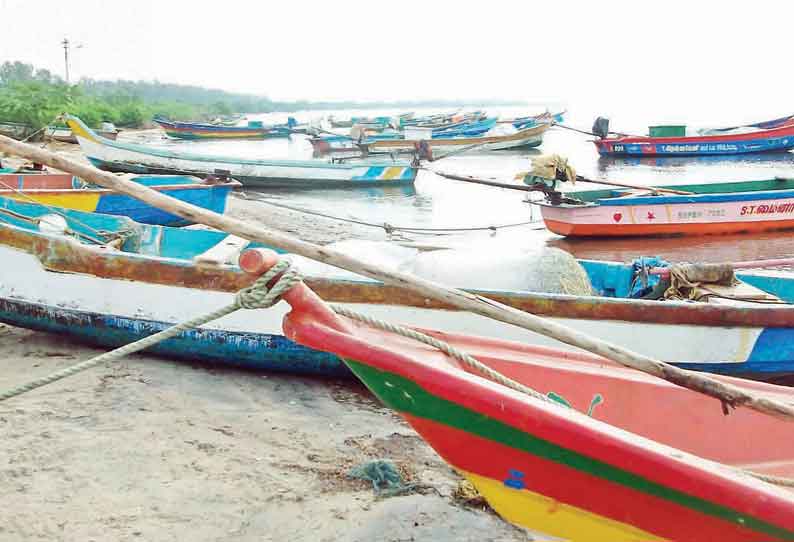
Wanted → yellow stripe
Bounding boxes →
[463,471,668,542]
[7,193,101,212]
[65,117,98,143]
[380,166,404,180]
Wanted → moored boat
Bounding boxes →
[45,123,119,143]
[153,117,291,140]
[533,177,794,238]
[594,114,794,156]
[2,198,794,381]
[278,266,794,541]
[0,172,238,226]
[361,122,552,154]
[65,115,417,188]
[0,121,34,140]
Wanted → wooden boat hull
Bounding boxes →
[4,213,794,379]
[0,173,237,226]
[154,119,289,140]
[540,183,794,238]
[363,124,550,153]
[45,126,118,144]
[595,121,794,156]
[282,284,794,541]
[66,116,417,188]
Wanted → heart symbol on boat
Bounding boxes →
[613,212,622,222]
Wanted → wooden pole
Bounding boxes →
[0,134,792,420]
[574,175,694,195]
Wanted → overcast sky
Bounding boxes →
[1,0,791,124]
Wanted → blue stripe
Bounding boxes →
[0,297,349,377]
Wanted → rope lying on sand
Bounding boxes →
[0,260,300,402]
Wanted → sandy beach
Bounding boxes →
[0,136,528,541]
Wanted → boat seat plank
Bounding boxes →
[193,235,250,266]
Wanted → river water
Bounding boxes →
[136,106,794,264]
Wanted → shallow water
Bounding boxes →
[138,107,794,264]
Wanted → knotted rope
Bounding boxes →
[0,259,300,402]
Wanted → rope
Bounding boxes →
[4,257,792,490]
[0,178,129,243]
[244,195,542,235]
[553,122,641,139]
[329,304,550,402]
[0,260,299,402]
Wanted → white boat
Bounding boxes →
[2,195,794,381]
[64,115,417,189]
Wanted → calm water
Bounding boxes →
[135,106,794,264]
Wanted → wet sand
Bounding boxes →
[0,137,529,541]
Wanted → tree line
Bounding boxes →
[0,60,519,131]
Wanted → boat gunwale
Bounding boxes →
[3,220,794,328]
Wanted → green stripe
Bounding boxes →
[345,359,794,540]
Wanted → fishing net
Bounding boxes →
[404,246,593,296]
[348,459,418,497]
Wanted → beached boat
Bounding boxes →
[153,117,291,140]
[45,123,119,143]
[65,115,417,188]
[534,177,794,237]
[360,123,552,154]
[0,121,34,140]
[279,273,794,541]
[0,172,238,226]
[2,197,794,380]
[594,114,794,156]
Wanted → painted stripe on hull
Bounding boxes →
[0,296,347,376]
[345,359,794,541]
[5,186,232,226]
[543,217,794,237]
[461,471,665,542]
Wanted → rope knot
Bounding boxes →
[235,259,302,309]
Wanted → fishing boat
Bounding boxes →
[0,121,34,140]
[533,177,794,237]
[45,123,119,143]
[65,115,417,188]
[0,172,238,226]
[2,197,794,381]
[278,265,794,542]
[153,117,291,140]
[594,114,794,156]
[309,118,499,153]
[498,110,565,129]
[360,122,552,154]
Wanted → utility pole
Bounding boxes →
[62,38,70,84]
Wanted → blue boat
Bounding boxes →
[595,114,794,156]
[0,171,238,226]
[1,195,794,381]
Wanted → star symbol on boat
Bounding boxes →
[647,211,656,220]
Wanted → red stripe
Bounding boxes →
[598,123,794,145]
[406,414,781,542]
[543,217,794,237]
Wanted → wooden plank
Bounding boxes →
[193,235,250,266]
